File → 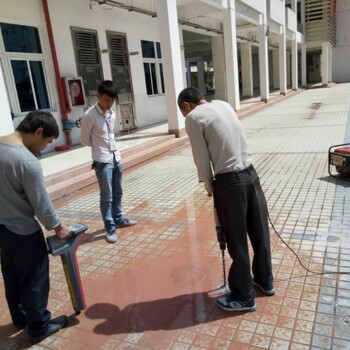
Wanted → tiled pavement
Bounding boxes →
[1,84,350,349]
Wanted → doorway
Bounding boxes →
[107,31,136,131]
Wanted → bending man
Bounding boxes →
[178,87,274,312]
[0,111,71,342]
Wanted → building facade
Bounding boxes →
[0,0,349,152]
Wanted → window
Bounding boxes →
[142,40,155,58]
[141,40,165,96]
[11,60,49,111]
[1,23,42,53]
[0,23,50,115]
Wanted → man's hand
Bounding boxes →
[216,225,227,251]
[54,224,72,240]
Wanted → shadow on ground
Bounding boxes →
[84,291,241,335]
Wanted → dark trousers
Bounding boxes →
[0,225,51,335]
[214,166,273,302]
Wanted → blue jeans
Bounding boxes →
[94,159,124,233]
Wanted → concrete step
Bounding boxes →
[119,134,175,157]
[44,134,176,188]
[46,134,189,201]
[45,163,92,187]
[237,89,300,119]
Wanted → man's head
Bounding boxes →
[177,87,205,117]
[97,80,118,113]
[16,110,59,155]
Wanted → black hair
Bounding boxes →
[97,80,118,98]
[16,110,59,139]
[177,87,204,108]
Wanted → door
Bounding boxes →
[107,32,136,131]
[71,28,103,104]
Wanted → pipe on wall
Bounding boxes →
[42,0,72,149]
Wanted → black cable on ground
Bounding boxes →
[268,214,350,275]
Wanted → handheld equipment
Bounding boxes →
[47,223,87,314]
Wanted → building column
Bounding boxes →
[279,30,287,95]
[286,50,291,87]
[291,0,296,12]
[258,24,269,102]
[212,36,226,100]
[185,61,191,87]
[178,26,187,88]
[155,0,185,136]
[272,50,279,90]
[241,43,253,96]
[291,37,298,90]
[322,42,329,86]
[301,43,307,87]
[328,45,332,83]
[197,60,206,93]
[223,1,240,109]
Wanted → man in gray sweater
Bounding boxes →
[178,87,274,312]
[0,111,71,342]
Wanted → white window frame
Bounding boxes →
[8,56,51,113]
[141,40,165,97]
[0,22,52,117]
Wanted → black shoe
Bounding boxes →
[30,323,61,343]
[30,315,68,343]
[252,280,275,296]
[216,295,256,312]
[50,315,69,328]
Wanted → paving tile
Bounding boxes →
[232,330,254,344]
[214,326,235,341]
[273,326,293,341]
[255,323,275,337]
[312,334,332,349]
[170,342,191,350]
[251,334,271,348]
[292,330,313,345]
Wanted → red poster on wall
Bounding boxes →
[65,77,86,108]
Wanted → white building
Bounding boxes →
[0,0,348,152]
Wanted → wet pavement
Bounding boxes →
[1,83,350,349]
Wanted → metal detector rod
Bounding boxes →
[220,244,227,288]
[47,223,87,314]
[215,205,228,290]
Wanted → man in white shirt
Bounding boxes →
[80,80,136,243]
[178,87,274,312]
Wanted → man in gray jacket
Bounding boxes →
[178,87,274,312]
[0,111,71,342]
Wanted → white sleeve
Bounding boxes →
[80,114,93,147]
[185,116,214,193]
